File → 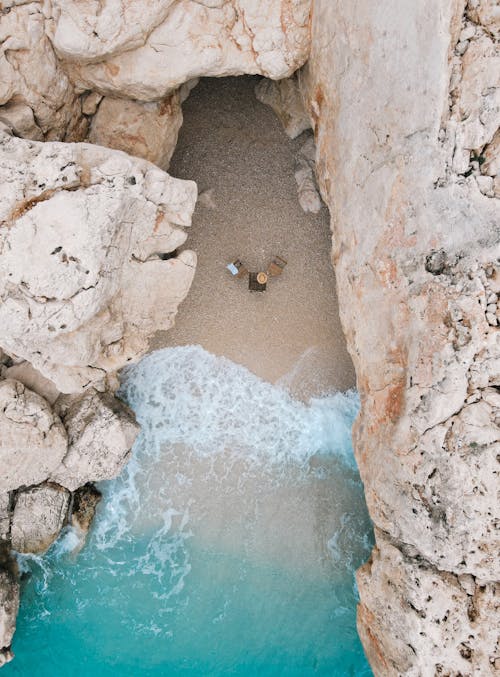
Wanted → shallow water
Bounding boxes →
[5,346,373,676]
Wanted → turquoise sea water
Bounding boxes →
[5,346,373,676]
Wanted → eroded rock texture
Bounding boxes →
[51,391,139,491]
[0,379,67,493]
[11,483,70,555]
[48,0,311,100]
[0,3,85,141]
[0,547,18,668]
[0,129,196,393]
[304,0,499,673]
[255,75,311,139]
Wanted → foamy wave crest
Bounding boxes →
[118,345,359,468]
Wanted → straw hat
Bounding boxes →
[256,272,268,284]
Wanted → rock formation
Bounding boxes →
[70,484,102,537]
[88,92,183,170]
[48,0,311,100]
[0,379,67,493]
[0,0,498,673]
[0,3,85,141]
[10,484,70,555]
[0,129,197,394]
[0,546,18,668]
[303,0,500,673]
[255,75,311,139]
[294,135,322,214]
[51,391,139,491]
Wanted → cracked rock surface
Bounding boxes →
[305,0,499,673]
[10,483,70,555]
[49,0,311,100]
[0,379,67,493]
[0,129,197,393]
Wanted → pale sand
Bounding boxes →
[151,76,355,398]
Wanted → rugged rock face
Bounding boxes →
[0,546,18,668]
[71,484,102,536]
[294,135,321,214]
[357,530,499,676]
[0,129,197,393]
[89,92,183,170]
[304,0,499,673]
[0,3,85,142]
[0,498,10,543]
[255,75,311,139]
[48,0,311,100]
[51,391,139,491]
[10,483,70,555]
[0,379,67,493]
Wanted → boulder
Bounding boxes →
[0,380,67,493]
[51,391,139,491]
[0,4,83,141]
[89,92,183,170]
[71,484,102,535]
[11,484,70,554]
[0,131,197,393]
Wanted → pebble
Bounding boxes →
[486,312,497,326]
[476,175,494,196]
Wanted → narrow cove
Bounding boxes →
[5,77,374,676]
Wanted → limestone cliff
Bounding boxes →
[304,0,499,673]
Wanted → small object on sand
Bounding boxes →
[249,272,268,292]
[227,258,248,278]
[267,255,287,277]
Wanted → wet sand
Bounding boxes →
[152,76,355,398]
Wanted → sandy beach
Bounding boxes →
[152,76,355,399]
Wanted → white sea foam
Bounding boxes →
[118,345,359,468]
[84,345,366,580]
